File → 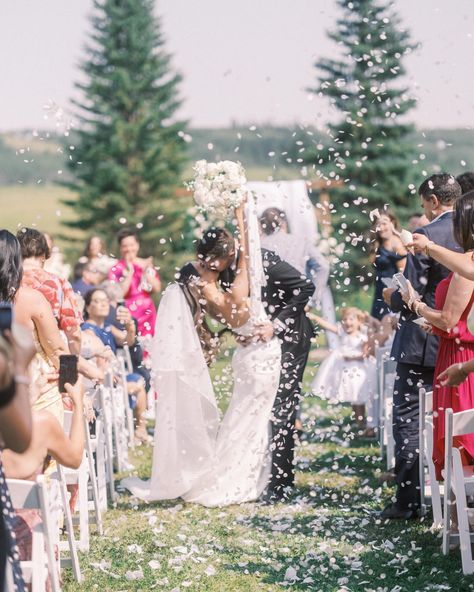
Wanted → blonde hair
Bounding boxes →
[340,307,365,324]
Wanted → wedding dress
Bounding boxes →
[122,201,281,506]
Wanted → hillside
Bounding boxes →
[1,126,473,186]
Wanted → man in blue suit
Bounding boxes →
[381,173,462,519]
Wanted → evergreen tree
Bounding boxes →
[63,0,188,269]
[307,0,419,289]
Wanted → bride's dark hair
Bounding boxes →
[177,262,221,365]
[197,227,236,289]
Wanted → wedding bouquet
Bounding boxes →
[189,160,247,218]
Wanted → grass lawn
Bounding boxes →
[62,358,473,592]
[0,184,80,242]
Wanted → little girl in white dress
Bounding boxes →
[310,307,377,430]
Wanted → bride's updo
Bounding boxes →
[177,262,221,365]
[197,227,236,289]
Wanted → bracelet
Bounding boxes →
[413,300,425,316]
[424,241,435,257]
[459,364,469,379]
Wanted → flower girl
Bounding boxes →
[310,307,377,432]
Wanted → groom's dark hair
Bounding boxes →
[196,227,235,260]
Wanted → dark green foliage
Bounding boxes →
[63,0,187,263]
[307,0,421,286]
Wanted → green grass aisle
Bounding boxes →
[63,397,473,591]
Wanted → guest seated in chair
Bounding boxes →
[81,288,150,443]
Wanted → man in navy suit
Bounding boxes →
[381,173,463,519]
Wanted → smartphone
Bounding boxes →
[393,272,409,293]
[59,355,78,392]
[0,302,12,335]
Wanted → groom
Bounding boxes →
[197,227,315,502]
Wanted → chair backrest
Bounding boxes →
[7,478,41,510]
[450,408,474,437]
[425,390,433,413]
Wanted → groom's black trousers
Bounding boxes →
[267,329,312,497]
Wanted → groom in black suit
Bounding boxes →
[196,228,315,502]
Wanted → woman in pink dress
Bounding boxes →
[109,230,161,337]
[402,191,474,479]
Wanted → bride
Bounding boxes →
[122,198,282,506]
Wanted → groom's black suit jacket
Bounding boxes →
[261,248,315,345]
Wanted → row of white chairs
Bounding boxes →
[4,348,137,591]
[419,388,474,575]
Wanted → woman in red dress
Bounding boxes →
[403,192,474,479]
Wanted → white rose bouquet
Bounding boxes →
[189,160,247,219]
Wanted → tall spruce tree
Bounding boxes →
[63,0,188,267]
[308,0,419,289]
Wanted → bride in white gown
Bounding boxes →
[122,199,281,506]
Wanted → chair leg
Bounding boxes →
[31,529,47,592]
[87,446,104,535]
[95,433,108,512]
[453,451,474,574]
[77,461,90,552]
[58,466,82,582]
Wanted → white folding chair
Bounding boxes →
[61,411,102,552]
[443,407,474,574]
[117,357,135,450]
[380,354,397,470]
[376,346,390,452]
[419,388,443,526]
[122,344,134,374]
[86,414,108,513]
[104,369,129,472]
[7,476,61,592]
[98,384,116,502]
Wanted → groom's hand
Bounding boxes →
[253,321,274,343]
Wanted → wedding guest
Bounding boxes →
[1,230,101,424]
[17,227,83,355]
[72,260,103,297]
[456,171,474,195]
[0,324,36,591]
[370,210,407,320]
[43,231,71,280]
[1,230,69,422]
[381,173,462,519]
[80,235,115,280]
[310,307,377,434]
[108,229,161,338]
[3,378,85,576]
[3,378,85,478]
[101,281,151,390]
[259,207,329,307]
[82,288,150,442]
[401,190,474,479]
[0,325,35,453]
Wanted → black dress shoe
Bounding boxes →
[380,504,419,520]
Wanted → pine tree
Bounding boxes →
[63,0,188,267]
[307,0,419,290]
